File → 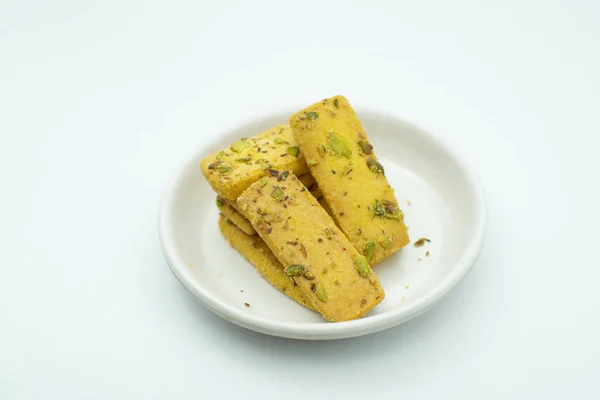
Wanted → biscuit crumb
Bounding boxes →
[406,200,411,206]
[244,302,250,308]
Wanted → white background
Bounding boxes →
[1,0,599,398]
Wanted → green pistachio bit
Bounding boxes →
[261,163,273,170]
[328,317,337,322]
[217,163,232,173]
[358,140,373,155]
[354,255,372,277]
[271,186,284,201]
[235,157,252,163]
[307,159,318,166]
[317,145,326,158]
[216,198,225,207]
[208,161,222,170]
[259,178,268,187]
[303,270,316,280]
[287,146,300,157]
[363,241,376,263]
[387,208,404,220]
[325,228,334,240]
[216,150,225,160]
[367,157,385,175]
[278,171,290,181]
[225,218,234,225]
[379,236,392,249]
[328,132,351,158]
[230,140,247,153]
[370,200,386,218]
[274,137,285,144]
[284,264,305,277]
[305,111,319,120]
[333,98,339,108]
[314,282,328,303]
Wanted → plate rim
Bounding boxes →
[158,107,488,340]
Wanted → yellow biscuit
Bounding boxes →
[201,125,309,200]
[218,215,316,311]
[216,197,255,235]
[289,96,409,265]
[237,171,385,322]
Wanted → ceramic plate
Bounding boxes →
[159,108,486,340]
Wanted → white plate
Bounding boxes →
[159,109,487,340]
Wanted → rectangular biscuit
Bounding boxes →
[237,171,385,322]
[289,95,409,265]
[218,215,316,311]
[201,124,309,200]
[217,196,256,235]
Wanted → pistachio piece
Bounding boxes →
[305,111,319,120]
[314,282,328,303]
[370,199,386,218]
[303,270,316,280]
[235,157,252,163]
[284,264,305,277]
[230,140,247,153]
[354,255,372,277]
[207,161,222,170]
[414,238,431,247]
[216,198,225,207]
[216,150,225,160]
[317,145,326,158]
[367,157,385,175]
[287,146,300,157]
[333,98,339,108]
[382,200,397,213]
[363,241,376,263]
[358,140,373,155]
[217,163,232,173]
[325,228,334,240]
[387,208,404,219]
[274,137,285,144]
[271,186,284,201]
[379,236,392,249]
[261,163,272,170]
[328,132,351,158]
[278,171,290,181]
[307,159,318,166]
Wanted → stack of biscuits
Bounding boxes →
[200,96,410,322]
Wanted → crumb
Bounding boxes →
[188,263,194,268]
[401,296,406,302]
[414,238,431,248]
[426,251,430,257]
[240,289,244,293]
[406,200,411,206]
[219,273,223,277]
[418,258,422,262]
[405,285,409,289]
[244,302,250,308]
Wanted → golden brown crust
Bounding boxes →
[289,96,409,265]
[237,171,385,322]
[200,125,308,200]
